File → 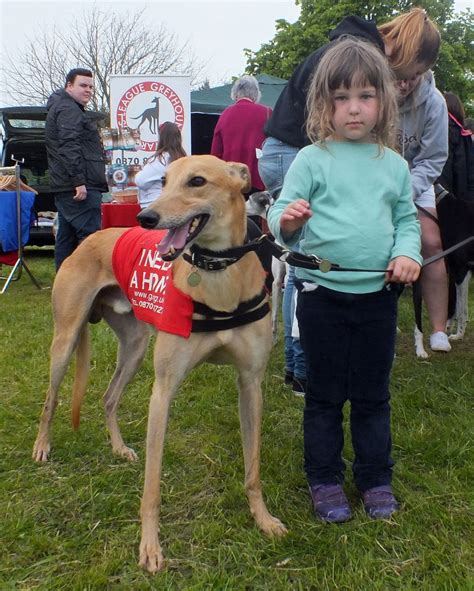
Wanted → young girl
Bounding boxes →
[268,38,422,522]
[259,7,440,394]
[135,122,186,209]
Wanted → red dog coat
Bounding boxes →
[112,227,194,338]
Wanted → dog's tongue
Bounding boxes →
[157,221,192,256]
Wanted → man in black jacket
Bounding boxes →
[45,68,107,269]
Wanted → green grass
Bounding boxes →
[1,249,473,590]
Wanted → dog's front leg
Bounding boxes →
[271,259,285,344]
[412,280,429,358]
[138,378,173,573]
[449,272,471,341]
[102,311,151,461]
[238,369,287,538]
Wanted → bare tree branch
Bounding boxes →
[3,6,206,112]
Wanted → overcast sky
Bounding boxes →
[0,0,300,104]
[0,0,471,105]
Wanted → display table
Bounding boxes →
[101,202,141,229]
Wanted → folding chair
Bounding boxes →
[0,160,44,294]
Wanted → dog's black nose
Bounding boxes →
[137,209,160,229]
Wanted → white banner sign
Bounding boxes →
[110,75,191,166]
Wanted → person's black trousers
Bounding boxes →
[54,190,102,270]
[296,283,398,492]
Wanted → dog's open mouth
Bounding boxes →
[158,214,210,260]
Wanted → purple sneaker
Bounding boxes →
[362,485,399,519]
[309,484,352,523]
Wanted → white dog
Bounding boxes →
[245,191,286,343]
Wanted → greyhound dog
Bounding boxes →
[245,190,286,343]
[32,155,286,572]
[438,189,473,342]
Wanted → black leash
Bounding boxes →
[266,234,474,273]
[242,184,472,272]
[421,235,474,267]
[180,229,473,334]
[187,232,474,274]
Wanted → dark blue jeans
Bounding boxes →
[258,137,306,380]
[283,266,306,379]
[54,190,102,270]
[296,283,398,492]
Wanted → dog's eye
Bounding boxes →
[189,176,207,187]
[161,176,166,187]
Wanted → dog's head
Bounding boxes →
[137,155,251,260]
[245,190,274,219]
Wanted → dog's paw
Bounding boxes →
[416,349,429,359]
[114,445,139,462]
[32,439,51,462]
[259,514,288,538]
[269,518,288,538]
[139,541,165,573]
[448,333,464,342]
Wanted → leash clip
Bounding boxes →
[309,254,323,265]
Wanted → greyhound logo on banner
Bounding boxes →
[110,75,191,166]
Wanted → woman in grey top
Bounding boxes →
[397,68,450,352]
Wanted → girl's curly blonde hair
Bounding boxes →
[306,37,398,151]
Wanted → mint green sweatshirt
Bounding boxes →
[267,142,422,294]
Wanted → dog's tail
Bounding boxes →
[71,326,91,430]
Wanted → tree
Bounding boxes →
[197,79,212,91]
[245,0,474,114]
[3,7,205,113]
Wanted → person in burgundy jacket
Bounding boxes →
[211,75,272,195]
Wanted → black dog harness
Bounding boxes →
[183,241,270,333]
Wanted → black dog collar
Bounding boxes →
[183,251,238,271]
[183,235,266,271]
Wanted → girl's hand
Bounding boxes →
[280,199,312,236]
[386,256,421,284]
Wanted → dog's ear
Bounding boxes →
[227,162,251,193]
